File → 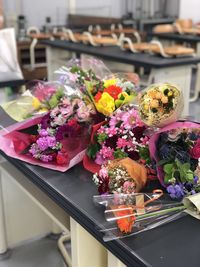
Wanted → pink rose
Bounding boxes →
[190,141,200,159]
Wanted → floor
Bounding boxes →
[0,236,69,267]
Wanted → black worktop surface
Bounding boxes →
[1,107,200,267]
[42,39,200,69]
[149,32,200,43]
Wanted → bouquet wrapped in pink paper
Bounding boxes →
[149,121,200,199]
[0,94,96,171]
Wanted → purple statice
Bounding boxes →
[39,129,48,137]
[36,137,49,151]
[29,144,39,156]
[47,136,56,148]
[167,184,185,199]
[40,154,53,162]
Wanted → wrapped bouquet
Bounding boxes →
[56,56,139,117]
[1,82,65,121]
[84,105,155,173]
[138,83,183,127]
[0,94,96,171]
[149,121,200,199]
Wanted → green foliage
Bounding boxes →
[113,149,128,159]
[163,159,195,184]
[48,88,64,109]
[87,143,100,159]
[97,133,108,144]
[138,146,151,164]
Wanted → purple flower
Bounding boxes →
[29,144,38,155]
[40,154,53,162]
[194,176,199,185]
[36,137,49,151]
[39,129,48,137]
[167,184,185,199]
[47,136,56,148]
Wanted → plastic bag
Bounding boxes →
[0,28,23,81]
[93,192,186,241]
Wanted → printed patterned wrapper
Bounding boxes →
[0,115,90,172]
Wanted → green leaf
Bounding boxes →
[87,143,100,159]
[164,173,172,184]
[113,149,128,159]
[163,163,173,174]
[157,158,171,166]
[97,133,108,144]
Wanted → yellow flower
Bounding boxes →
[95,92,115,116]
[32,97,41,110]
[103,79,117,88]
[38,108,49,113]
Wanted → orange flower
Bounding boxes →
[104,85,122,100]
[114,205,135,233]
[94,92,102,102]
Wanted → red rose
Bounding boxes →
[190,142,200,159]
[56,152,69,165]
[104,85,122,100]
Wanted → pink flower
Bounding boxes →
[140,136,149,145]
[121,109,143,130]
[117,138,128,148]
[122,181,136,194]
[95,146,114,165]
[105,127,117,137]
[99,167,108,178]
[190,141,200,159]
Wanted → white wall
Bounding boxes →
[3,0,68,28]
[179,0,200,22]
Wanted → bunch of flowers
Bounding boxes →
[139,83,183,127]
[57,61,138,117]
[1,82,65,121]
[93,158,147,194]
[149,122,200,199]
[87,105,152,168]
[29,96,96,165]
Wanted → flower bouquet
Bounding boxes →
[84,105,156,180]
[93,191,185,241]
[149,121,200,199]
[1,81,65,121]
[93,158,148,194]
[56,56,139,117]
[138,83,183,127]
[0,94,96,171]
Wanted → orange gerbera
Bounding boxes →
[104,85,122,100]
[94,91,102,102]
[114,205,135,233]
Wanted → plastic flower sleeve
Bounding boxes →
[93,192,186,241]
[138,83,184,127]
[1,81,67,121]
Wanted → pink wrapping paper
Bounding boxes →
[0,115,89,172]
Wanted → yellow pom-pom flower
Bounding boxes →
[103,79,117,88]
